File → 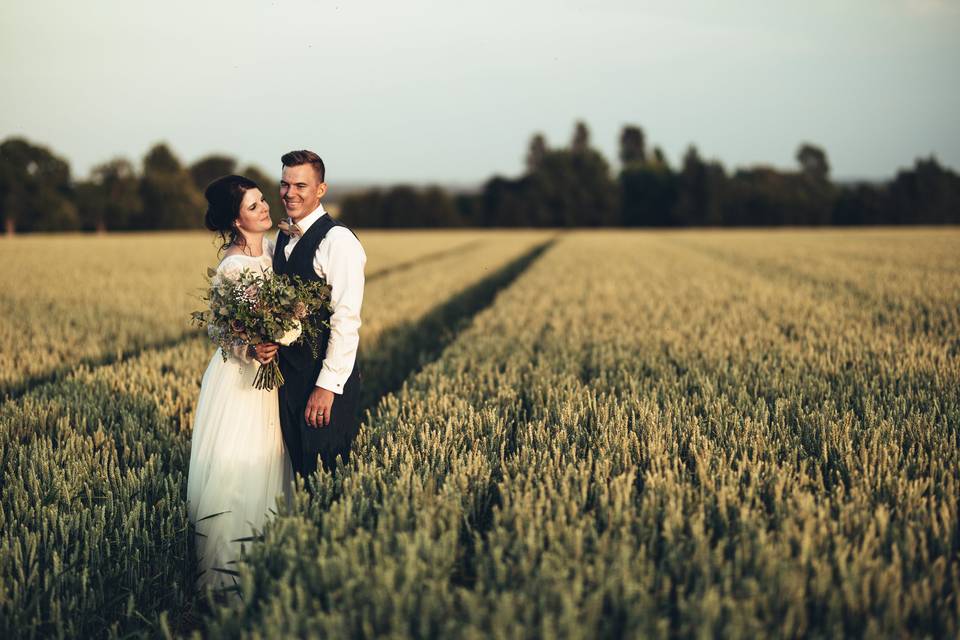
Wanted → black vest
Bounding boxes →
[272,214,355,375]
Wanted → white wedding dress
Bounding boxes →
[186,238,293,592]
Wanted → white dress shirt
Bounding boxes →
[284,203,366,394]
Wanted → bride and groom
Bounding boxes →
[186,150,366,591]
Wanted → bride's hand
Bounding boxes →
[253,343,279,364]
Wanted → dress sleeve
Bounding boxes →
[215,256,246,283]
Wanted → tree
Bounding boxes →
[571,121,590,155]
[650,146,670,171]
[0,137,79,234]
[189,154,237,191]
[887,156,960,224]
[796,143,830,183]
[525,133,547,173]
[479,175,546,227]
[619,125,646,167]
[340,189,386,227]
[674,146,726,226]
[833,183,889,225]
[144,143,181,174]
[418,186,463,226]
[138,143,204,229]
[339,185,463,227]
[76,158,142,232]
[529,149,619,226]
[620,164,679,226]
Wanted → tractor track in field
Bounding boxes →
[356,235,559,413]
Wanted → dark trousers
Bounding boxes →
[278,363,363,480]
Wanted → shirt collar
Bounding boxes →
[294,203,327,235]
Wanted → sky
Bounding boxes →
[2,0,959,185]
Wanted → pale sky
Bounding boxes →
[2,0,958,184]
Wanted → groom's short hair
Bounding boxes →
[281,150,325,183]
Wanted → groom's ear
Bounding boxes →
[317,182,327,199]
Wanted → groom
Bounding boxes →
[261,149,366,480]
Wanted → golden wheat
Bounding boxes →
[1,228,957,639]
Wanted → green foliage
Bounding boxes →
[75,158,142,232]
[620,161,680,226]
[188,155,238,192]
[4,133,960,234]
[192,267,332,367]
[340,185,465,228]
[139,144,205,230]
[0,137,79,233]
[479,123,620,227]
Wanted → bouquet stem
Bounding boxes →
[253,360,284,391]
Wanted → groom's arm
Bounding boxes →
[313,227,366,395]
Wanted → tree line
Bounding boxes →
[2,125,958,234]
[0,139,284,234]
[339,122,960,228]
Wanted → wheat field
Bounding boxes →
[1,228,957,639]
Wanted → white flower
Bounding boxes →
[276,319,302,346]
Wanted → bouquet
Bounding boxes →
[191,267,332,390]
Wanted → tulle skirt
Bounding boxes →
[186,350,293,591]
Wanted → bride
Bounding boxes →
[187,174,293,592]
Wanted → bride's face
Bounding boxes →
[235,188,272,233]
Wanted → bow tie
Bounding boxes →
[278,218,303,238]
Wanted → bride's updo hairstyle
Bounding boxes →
[204,175,259,253]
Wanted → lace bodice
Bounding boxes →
[215,236,274,281]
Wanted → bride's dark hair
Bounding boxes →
[203,175,260,254]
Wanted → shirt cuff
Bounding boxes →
[315,369,346,395]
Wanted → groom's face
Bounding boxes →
[280,164,326,221]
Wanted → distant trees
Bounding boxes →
[188,154,237,192]
[138,144,204,229]
[209,127,960,229]
[0,137,286,234]
[674,146,725,227]
[472,122,619,227]
[2,128,958,233]
[619,132,679,227]
[571,121,590,155]
[887,157,960,224]
[76,159,142,232]
[525,134,547,173]
[340,185,465,227]
[0,138,78,234]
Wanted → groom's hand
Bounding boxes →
[306,387,335,428]
[253,343,279,364]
